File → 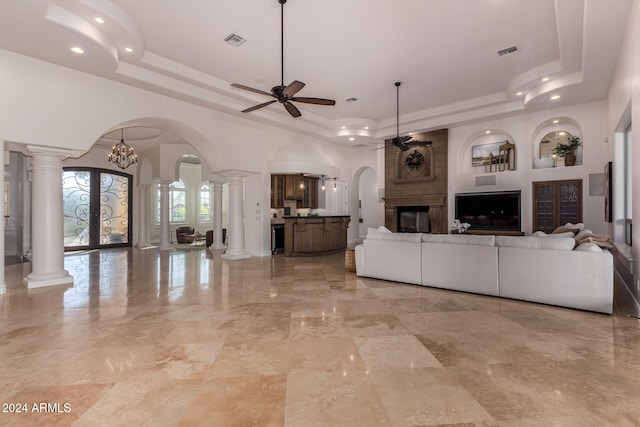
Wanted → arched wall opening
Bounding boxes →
[354,166,383,239]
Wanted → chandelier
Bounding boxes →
[108,128,138,169]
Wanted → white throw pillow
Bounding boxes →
[531,231,547,237]
[575,242,603,253]
[376,226,392,233]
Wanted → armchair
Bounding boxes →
[175,226,195,244]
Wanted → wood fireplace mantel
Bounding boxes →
[384,195,446,207]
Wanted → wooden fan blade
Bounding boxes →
[231,83,274,98]
[283,80,305,97]
[396,135,412,144]
[283,101,302,117]
[290,97,336,106]
[241,100,277,113]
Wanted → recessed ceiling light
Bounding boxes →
[94,17,104,24]
[125,47,133,53]
[70,46,84,54]
[364,126,369,130]
[485,130,491,134]
[542,77,549,82]
[349,137,355,141]
[341,126,347,129]
[552,119,559,124]
[516,91,523,96]
[551,95,560,100]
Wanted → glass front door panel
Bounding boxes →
[63,171,91,248]
[100,172,130,245]
[63,168,132,251]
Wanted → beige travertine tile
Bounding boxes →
[0,249,639,426]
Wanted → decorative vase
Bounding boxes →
[564,152,576,166]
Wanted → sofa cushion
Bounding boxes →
[531,230,575,238]
[422,233,495,247]
[549,231,576,238]
[496,235,575,250]
[366,231,423,242]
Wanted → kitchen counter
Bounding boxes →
[283,216,351,257]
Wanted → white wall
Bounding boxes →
[448,100,610,235]
[607,0,640,300]
[0,49,369,257]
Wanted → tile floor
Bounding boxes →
[1,247,640,426]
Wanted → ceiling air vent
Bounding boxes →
[224,33,246,47]
[498,45,518,56]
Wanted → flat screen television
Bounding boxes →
[455,190,521,231]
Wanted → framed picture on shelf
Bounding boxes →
[471,141,504,167]
[604,161,612,222]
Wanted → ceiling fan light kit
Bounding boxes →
[231,0,335,118]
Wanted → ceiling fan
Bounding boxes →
[376,82,432,151]
[230,0,335,118]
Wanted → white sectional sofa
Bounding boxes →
[355,229,614,314]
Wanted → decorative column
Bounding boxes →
[137,184,151,247]
[211,181,226,250]
[221,173,250,260]
[158,181,172,251]
[23,146,75,289]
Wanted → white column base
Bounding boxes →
[24,271,74,289]
[158,244,174,251]
[221,251,251,260]
[211,242,227,250]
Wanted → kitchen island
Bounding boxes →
[283,216,351,257]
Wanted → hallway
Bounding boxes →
[1,248,640,426]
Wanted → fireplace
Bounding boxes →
[384,128,449,233]
[384,194,446,233]
[397,206,430,233]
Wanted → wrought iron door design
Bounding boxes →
[63,168,132,250]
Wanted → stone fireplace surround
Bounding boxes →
[384,129,448,234]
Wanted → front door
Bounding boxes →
[63,168,133,250]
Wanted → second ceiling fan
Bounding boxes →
[231,0,335,118]
[390,82,431,151]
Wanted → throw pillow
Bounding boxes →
[531,231,547,237]
[552,222,584,234]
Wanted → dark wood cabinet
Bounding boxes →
[271,174,318,208]
[532,180,582,233]
[297,176,318,209]
[284,175,304,200]
[271,174,285,208]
